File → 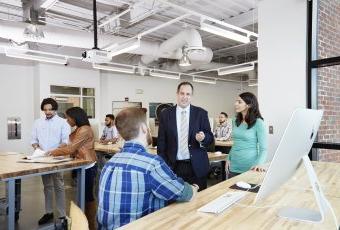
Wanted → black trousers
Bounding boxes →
[227,171,241,179]
[85,164,97,202]
[174,160,207,191]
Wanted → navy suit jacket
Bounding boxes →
[157,105,214,178]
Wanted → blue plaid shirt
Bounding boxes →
[97,141,191,229]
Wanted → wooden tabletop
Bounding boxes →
[94,142,121,153]
[121,161,340,230]
[207,152,227,162]
[0,153,92,180]
[215,140,233,147]
[95,142,227,162]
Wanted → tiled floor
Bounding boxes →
[0,170,223,230]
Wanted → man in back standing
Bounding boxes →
[31,98,70,225]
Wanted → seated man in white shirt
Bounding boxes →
[214,112,232,141]
[100,114,119,144]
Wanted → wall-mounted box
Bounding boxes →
[8,117,21,140]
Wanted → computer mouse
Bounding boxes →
[236,181,251,189]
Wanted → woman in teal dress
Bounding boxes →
[227,92,267,178]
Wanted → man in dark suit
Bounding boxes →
[157,81,213,190]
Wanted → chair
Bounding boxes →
[69,201,89,230]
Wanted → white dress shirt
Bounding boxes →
[176,104,190,160]
[31,115,71,151]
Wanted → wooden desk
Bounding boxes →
[215,140,233,156]
[215,140,233,147]
[0,153,92,230]
[95,142,228,180]
[94,142,121,154]
[121,161,340,230]
[95,142,227,161]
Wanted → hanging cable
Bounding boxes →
[93,0,98,49]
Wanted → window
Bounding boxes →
[112,101,142,116]
[307,0,340,162]
[50,85,95,118]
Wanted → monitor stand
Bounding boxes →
[277,155,332,223]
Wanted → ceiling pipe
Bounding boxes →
[159,28,203,55]
[140,29,213,70]
[0,21,212,65]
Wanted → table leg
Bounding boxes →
[96,152,104,171]
[221,161,226,181]
[77,167,86,211]
[7,179,15,230]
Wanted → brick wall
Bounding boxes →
[317,0,340,162]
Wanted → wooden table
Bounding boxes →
[94,142,121,154]
[215,140,233,155]
[95,142,227,161]
[215,140,233,147]
[95,142,228,180]
[120,161,340,230]
[0,153,92,230]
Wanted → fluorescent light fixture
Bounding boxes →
[150,70,180,80]
[93,63,135,74]
[192,76,216,84]
[107,38,140,58]
[5,48,68,65]
[200,22,250,44]
[40,0,58,10]
[218,62,255,76]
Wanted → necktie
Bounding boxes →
[179,110,189,159]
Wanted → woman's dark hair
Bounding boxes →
[236,92,263,129]
[65,107,90,127]
[41,98,58,111]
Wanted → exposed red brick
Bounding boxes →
[317,0,340,163]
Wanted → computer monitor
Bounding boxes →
[254,108,335,224]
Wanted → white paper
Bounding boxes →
[27,148,47,160]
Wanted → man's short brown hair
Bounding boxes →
[115,108,147,141]
[177,81,194,93]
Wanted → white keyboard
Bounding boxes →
[198,192,246,214]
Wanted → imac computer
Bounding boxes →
[255,108,337,226]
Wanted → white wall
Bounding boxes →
[0,59,102,153]
[258,0,307,160]
[38,63,101,120]
[0,56,257,152]
[0,60,35,153]
[100,71,255,127]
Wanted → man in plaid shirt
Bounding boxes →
[214,112,232,141]
[97,108,198,229]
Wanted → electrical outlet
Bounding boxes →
[269,125,274,134]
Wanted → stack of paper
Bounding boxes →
[27,148,47,160]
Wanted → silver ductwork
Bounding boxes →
[0,21,214,70]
